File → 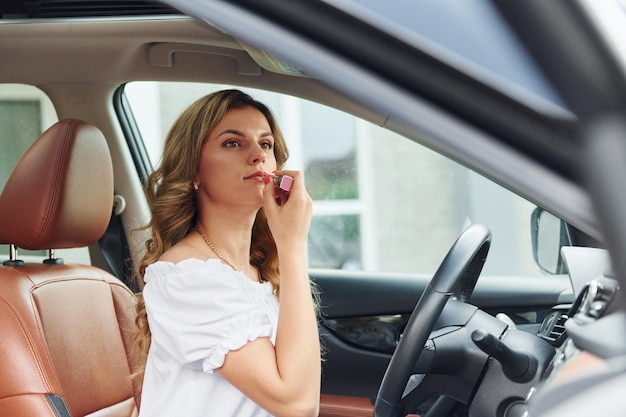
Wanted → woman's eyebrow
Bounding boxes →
[216,128,244,138]
[215,129,274,138]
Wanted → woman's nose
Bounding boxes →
[249,142,266,164]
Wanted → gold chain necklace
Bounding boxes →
[196,230,238,271]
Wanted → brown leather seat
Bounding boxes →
[0,119,141,417]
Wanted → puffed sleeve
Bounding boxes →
[143,258,275,373]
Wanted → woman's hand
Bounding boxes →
[262,170,312,248]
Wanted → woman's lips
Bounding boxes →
[244,171,267,180]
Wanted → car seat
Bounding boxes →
[0,119,141,416]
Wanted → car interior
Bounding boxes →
[1,1,625,417]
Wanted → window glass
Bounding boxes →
[331,0,567,108]
[0,84,89,264]
[125,81,542,278]
[310,215,361,269]
[301,101,358,200]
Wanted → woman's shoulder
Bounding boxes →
[142,256,272,310]
[142,238,271,296]
[142,257,241,307]
[148,237,221,272]
[145,256,223,279]
[143,240,222,284]
[159,239,204,264]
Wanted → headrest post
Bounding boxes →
[43,248,64,265]
[3,244,24,266]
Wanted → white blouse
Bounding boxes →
[138,258,279,417]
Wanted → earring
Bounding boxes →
[193,181,199,190]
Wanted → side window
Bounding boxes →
[0,84,89,264]
[125,82,541,278]
[300,101,361,269]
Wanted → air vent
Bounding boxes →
[538,306,570,346]
[0,0,181,19]
[547,313,568,342]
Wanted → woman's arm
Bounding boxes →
[219,171,321,417]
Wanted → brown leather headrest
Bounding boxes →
[0,119,114,250]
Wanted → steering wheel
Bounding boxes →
[374,224,492,417]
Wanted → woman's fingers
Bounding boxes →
[263,171,312,245]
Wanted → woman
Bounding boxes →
[134,89,321,417]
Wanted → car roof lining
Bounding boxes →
[0,17,386,124]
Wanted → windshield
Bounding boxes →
[328,0,568,111]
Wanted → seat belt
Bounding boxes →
[98,194,137,292]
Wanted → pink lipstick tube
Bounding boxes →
[272,175,293,192]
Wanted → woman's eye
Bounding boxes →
[261,141,273,150]
[224,140,240,148]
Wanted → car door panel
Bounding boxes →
[312,269,573,410]
[319,394,375,417]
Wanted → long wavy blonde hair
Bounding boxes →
[133,89,289,373]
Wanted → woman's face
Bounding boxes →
[195,106,278,208]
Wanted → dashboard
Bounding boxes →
[529,246,623,411]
